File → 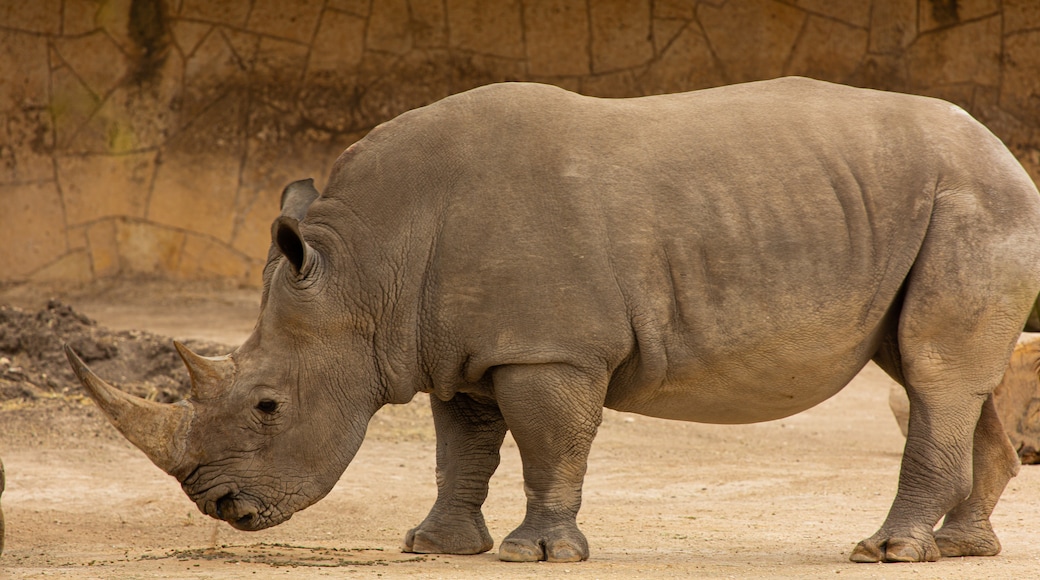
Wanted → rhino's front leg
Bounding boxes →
[492,363,606,563]
[403,393,507,555]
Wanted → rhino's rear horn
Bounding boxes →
[173,341,234,400]
[64,344,193,476]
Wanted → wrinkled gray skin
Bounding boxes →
[66,77,1040,564]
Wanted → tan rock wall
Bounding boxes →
[2,0,1040,286]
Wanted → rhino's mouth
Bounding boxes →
[192,486,288,531]
[184,465,299,531]
[213,492,294,531]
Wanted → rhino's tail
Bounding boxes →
[1025,297,1040,332]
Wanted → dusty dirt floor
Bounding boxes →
[1,279,1039,579]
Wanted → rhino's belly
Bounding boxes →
[604,345,875,424]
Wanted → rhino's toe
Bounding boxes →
[402,516,493,555]
[849,538,884,563]
[851,533,941,563]
[544,538,587,563]
[935,522,1001,558]
[498,524,588,562]
[498,538,545,562]
[883,537,941,562]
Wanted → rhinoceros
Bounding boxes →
[65,77,1040,564]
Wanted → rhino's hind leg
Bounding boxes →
[934,394,1019,557]
[403,393,507,555]
[851,368,994,563]
[852,191,1040,563]
[852,394,1018,562]
[492,363,606,563]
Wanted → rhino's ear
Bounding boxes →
[280,178,319,221]
[272,215,314,276]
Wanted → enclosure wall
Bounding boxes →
[3,0,1040,285]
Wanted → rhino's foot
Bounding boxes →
[402,514,494,555]
[850,532,941,563]
[934,520,1001,558]
[498,523,588,563]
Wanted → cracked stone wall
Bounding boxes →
[3,0,1040,286]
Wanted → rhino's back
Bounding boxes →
[327,78,1031,422]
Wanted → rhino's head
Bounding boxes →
[65,179,389,531]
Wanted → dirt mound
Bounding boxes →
[0,300,231,404]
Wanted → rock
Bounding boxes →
[0,300,230,403]
[1,458,5,555]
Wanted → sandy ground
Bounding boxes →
[2,280,1040,579]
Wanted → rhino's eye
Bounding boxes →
[256,399,279,414]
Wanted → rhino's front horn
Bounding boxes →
[64,344,193,476]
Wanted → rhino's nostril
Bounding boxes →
[214,493,259,528]
[215,493,235,521]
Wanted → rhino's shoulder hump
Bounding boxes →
[403,82,583,124]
